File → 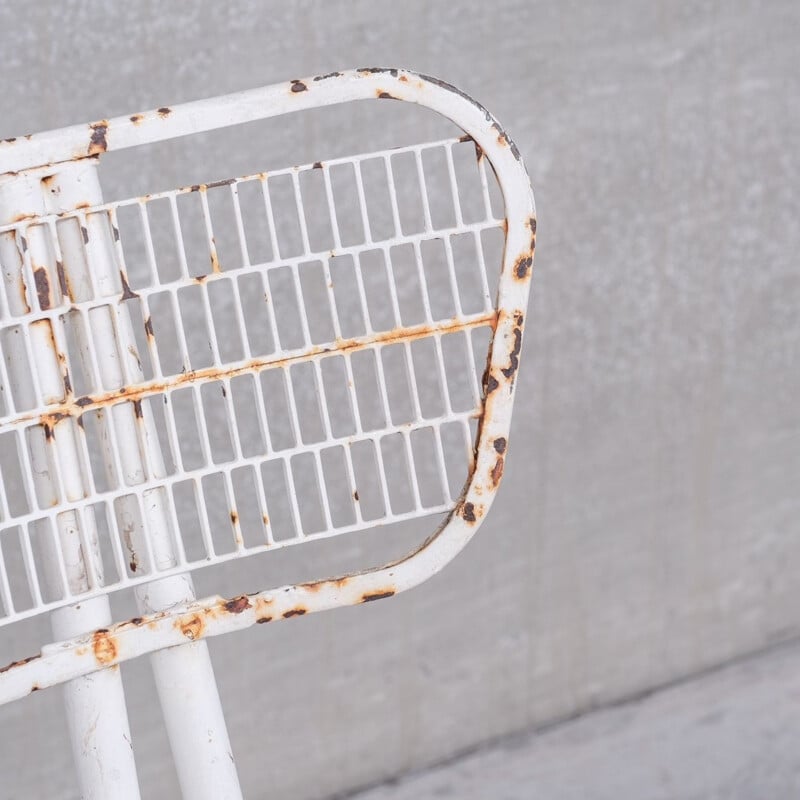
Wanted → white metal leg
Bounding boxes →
[43,162,242,800]
[0,170,142,800]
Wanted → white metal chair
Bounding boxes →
[0,68,535,799]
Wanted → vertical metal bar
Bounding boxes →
[45,163,243,800]
[0,167,142,800]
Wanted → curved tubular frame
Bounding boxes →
[0,68,535,704]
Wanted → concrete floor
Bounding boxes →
[349,639,800,800]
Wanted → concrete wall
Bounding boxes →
[1,1,798,798]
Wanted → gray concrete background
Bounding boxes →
[1,1,799,798]
[352,640,800,800]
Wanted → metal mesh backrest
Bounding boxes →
[0,137,502,624]
[0,71,534,705]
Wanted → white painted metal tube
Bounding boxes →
[41,161,243,800]
[0,167,142,800]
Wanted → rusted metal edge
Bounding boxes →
[1,313,497,432]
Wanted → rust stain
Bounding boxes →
[490,456,504,487]
[177,614,204,640]
[92,629,118,665]
[256,616,273,624]
[33,266,51,310]
[210,243,220,273]
[143,316,154,338]
[229,510,238,525]
[222,595,251,614]
[485,373,499,394]
[0,653,41,675]
[461,502,477,523]
[493,437,507,454]
[500,312,524,379]
[55,261,70,299]
[157,107,172,118]
[361,590,395,603]
[9,313,497,429]
[282,608,307,618]
[88,121,109,156]
[132,399,143,419]
[120,270,138,300]
[358,67,399,77]
[313,71,342,81]
[290,80,308,93]
[514,255,532,281]
[130,114,144,125]
[377,91,398,100]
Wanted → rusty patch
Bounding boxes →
[494,437,507,454]
[462,502,477,523]
[491,121,522,161]
[358,67,399,77]
[210,245,220,273]
[75,395,93,407]
[55,261,69,298]
[132,399,143,419]
[80,225,89,245]
[313,71,342,81]
[120,271,137,300]
[229,510,238,525]
[92,630,118,665]
[312,161,323,169]
[282,608,307,618]
[157,107,172,117]
[361,590,395,603]
[143,316,154,338]
[63,369,73,395]
[353,489,359,502]
[485,373,499,394]
[177,614,204,640]
[88,121,109,156]
[0,653,41,674]
[18,234,28,253]
[490,456,504,487]
[500,313,524,379]
[377,91,398,100]
[514,255,532,281]
[112,225,120,242]
[257,615,273,624]
[223,595,251,614]
[33,267,50,310]
[291,80,308,93]
[130,114,144,125]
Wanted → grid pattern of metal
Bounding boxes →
[0,136,504,626]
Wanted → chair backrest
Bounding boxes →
[0,68,535,799]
